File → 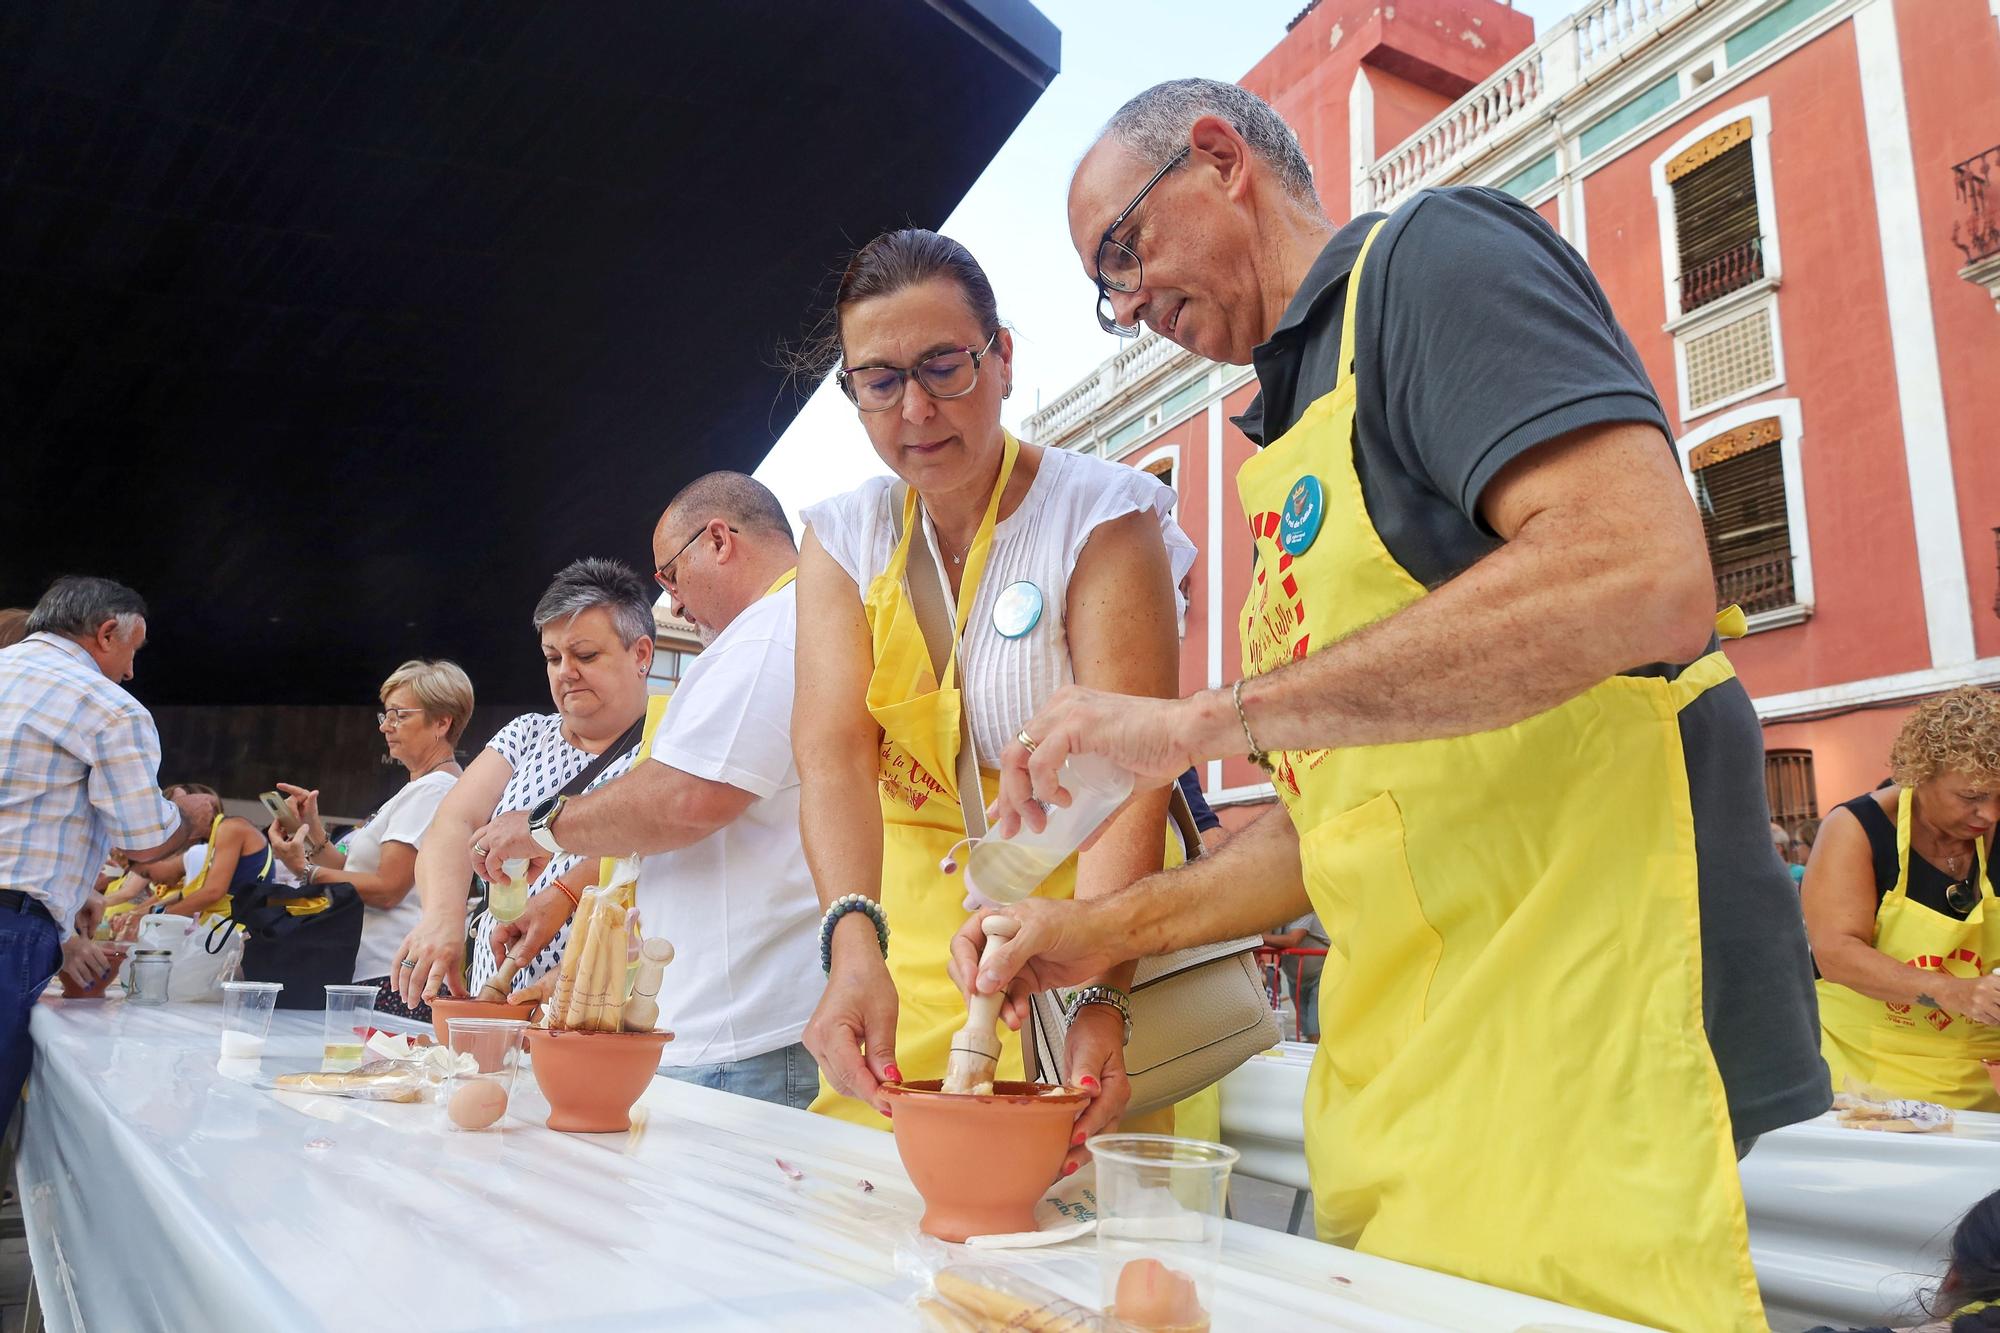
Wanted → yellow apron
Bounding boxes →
[1235,221,1763,1328]
[1817,787,2000,1109]
[811,440,1177,1131]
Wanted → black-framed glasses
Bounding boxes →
[1095,146,1190,337]
[376,707,425,727]
[837,331,999,413]
[1947,877,1983,914]
[655,523,737,590]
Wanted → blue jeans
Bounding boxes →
[1,907,63,1124]
[660,1039,815,1111]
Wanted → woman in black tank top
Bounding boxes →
[1839,789,1979,922]
[1802,686,2000,1108]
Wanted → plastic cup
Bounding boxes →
[322,984,378,1070]
[218,981,283,1059]
[1090,1134,1239,1331]
[439,1017,527,1133]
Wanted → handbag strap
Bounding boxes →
[892,482,1206,861]
[559,713,647,800]
[894,484,988,841]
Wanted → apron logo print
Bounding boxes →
[1926,1008,1954,1033]
[1278,476,1325,556]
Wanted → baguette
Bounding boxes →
[932,1269,1102,1333]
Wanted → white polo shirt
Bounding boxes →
[636,580,818,1068]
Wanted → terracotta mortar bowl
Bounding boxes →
[525,1028,672,1132]
[57,945,128,999]
[430,996,538,1046]
[880,1080,1090,1242]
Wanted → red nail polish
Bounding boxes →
[1063,1160,1079,1176]
[884,1064,902,1083]
[1071,1131,1086,1147]
[1080,1076,1098,1091]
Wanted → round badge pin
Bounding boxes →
[991,580,1044,639]
[1278,475,1325,557]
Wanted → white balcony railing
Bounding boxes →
[1023,331,1201,447]
[1361,0,1696,211]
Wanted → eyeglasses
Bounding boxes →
[837,332,999,413]
[655,523,737,590]
[377,707,426,727]
[1946,877,1983,914]
[1095,146,1190,338]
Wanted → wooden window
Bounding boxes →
[1765,749,1819,835]
[1669,119,1763,312]
[1691,417,1793,614]
[1145,456,1175,493]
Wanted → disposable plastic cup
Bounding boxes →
[1090,1134,1239,1331]
[218,981,283,1059]
[439,1017,528,1133]
[321,984,378,1070]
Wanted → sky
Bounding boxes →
[753,0,1577,527]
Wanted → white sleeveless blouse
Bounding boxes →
[803,446,1198,767]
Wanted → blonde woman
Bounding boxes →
[1807,686,2000,1109]
[269,659,474,1002]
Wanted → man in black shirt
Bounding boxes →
[967,78,1826,1327]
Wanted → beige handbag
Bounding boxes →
[897,486,1279,1118]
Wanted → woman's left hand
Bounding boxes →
[1060,1002,1131,1174]
[267,820,310,874]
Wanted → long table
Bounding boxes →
[19,999,1647,1332]
[1218,1044,1999,1332]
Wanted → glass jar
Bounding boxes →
[127,949,172,1006]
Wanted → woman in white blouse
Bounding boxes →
[392,560,654,1007]
[269,659,474,1004]
[794,229,1195,1159]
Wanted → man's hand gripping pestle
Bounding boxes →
[943,915,1020,1096]
[621,938,675,1032]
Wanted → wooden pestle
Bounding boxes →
[942,916,1020,1096]
[621,938,675,1032]
[476,950,526,1003]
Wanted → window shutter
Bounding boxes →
[1670,121,1763,311]
[1765,749,1819,833]
[1691,420,1793,613]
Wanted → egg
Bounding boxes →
[1112,1257,1208,1331]
[447,1078,508,1130]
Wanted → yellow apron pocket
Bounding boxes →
[1298,791,1441,1091]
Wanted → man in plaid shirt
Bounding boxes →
[0,576,218,1116]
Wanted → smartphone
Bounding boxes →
[259,791,302,835]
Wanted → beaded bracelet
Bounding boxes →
[818,895,889,974]
[1062,984,1132,1048]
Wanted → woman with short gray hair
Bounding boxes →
[392,559,656,1005]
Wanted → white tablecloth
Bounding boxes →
[19,1000,1645,1332]
[1220,1044,2000,1331]
[1740,1106,2000,1331]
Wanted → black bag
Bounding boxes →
[230,879,365,1010]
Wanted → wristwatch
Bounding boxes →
[527,794,570,856]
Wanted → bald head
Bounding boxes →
[657,472,794,550]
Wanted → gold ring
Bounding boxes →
[1016,729,1038,754]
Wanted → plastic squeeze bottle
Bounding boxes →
[960,753,1135,906]
[489,857,530,923]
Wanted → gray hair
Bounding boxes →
[664,471,795,549]
[531,558,654,647]
[1101,78,1319,209]
[25,575,148,639]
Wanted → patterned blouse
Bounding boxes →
[464,712,641,995]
